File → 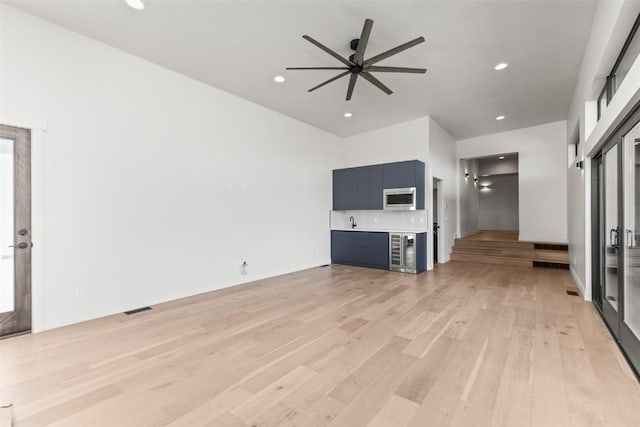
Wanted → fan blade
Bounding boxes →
[363,37,425,67]
[360,72,393,95]
[308,71,351,92]
[286,67,350,70]
[346,73,358,101]
[303,35,352,66]
[366,66,426,73]
[353,18,373,66]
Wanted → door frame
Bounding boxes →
[0,124,32,337]
[433,177,444,264]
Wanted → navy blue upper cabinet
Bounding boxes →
[333,160,425,210]
[356,167,371,210]
[369,165,384,209]
[384,160,419,188]
[333,168,357,210]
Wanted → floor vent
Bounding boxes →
[124,306,152,315]
[533,261,570,270]
[566,290,580,296]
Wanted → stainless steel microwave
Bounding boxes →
[383,187,416,210]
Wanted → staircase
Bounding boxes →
[451,231,569,268]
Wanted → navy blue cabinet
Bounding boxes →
[416,232,427,273]
[369,165,384,209]
[333,160,425,210]
[356,167,371,210]
[331,231,389,270]
[333,168,356,210]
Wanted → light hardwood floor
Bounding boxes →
[1,262,640,426]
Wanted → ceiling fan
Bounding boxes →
[286,18,426,101]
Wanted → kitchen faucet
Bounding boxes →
[349,216,357,229]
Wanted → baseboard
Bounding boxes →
[570,265,589,300]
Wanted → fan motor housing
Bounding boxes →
[350,38,360,51]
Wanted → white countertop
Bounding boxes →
[331,228,428,233]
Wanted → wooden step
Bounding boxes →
[452,231,569,268]
[450,252,533,267]
[534,249,569,264]
[454,239,533,250]
[452,246,535,259]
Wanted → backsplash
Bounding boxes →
[330,210,429,232]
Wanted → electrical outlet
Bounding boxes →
[240,261,248,275]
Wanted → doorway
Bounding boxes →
[592,109,640,375]
[0,124,32,337]
[459,154,519,237]
[432,177,443,264]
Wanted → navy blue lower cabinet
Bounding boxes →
[416,232,427,273]
[331,231,389,270]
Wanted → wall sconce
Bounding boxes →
[464,172,470,178]
[576,160,583,169]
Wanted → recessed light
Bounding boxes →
[125,0,145,10]
[274,75,285,83]
[344,112,353,118]
[499,156,505,160]
[496,115,505,121]
[494,63,508,71]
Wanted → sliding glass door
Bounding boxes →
[594,109,640,374]
[621,121,640,367]
[602,143,621,335]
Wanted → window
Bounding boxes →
[597,13,640,122]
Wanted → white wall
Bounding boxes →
[427,117,457,263]
[458,159,479,237]
[566,0,640,298]
[478,174,519,231]
[457,121,568,243]
[0,5,341,331]
[341,117,429,168]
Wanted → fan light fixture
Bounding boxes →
[125,0,145,10]
[286,18,427,101]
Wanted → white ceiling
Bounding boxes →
[5,0,597,139]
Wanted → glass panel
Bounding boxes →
[624,126,640,338]
[598,86,608,120]
[0,138,14,313]
[605,145,619,311]
[614,24,640,94]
